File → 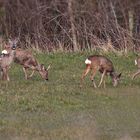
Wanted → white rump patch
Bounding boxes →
[135,59,137,65]
[1,50,8,55]
[85,59,91,64]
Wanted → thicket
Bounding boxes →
[0,0,140,52]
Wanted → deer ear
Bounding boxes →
[41,64,45,70]
[47,65,51,71]
[118,73,122,78]
[14,38,19,44]
[8,39,12,45]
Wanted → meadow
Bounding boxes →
[0,52,140,140]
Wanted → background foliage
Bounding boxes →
[0,0,140,52]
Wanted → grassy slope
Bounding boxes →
[0,52,140,140]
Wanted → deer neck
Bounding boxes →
[9,49,16,59]
[29,61,40,71]
[5,49,16,64]
[110,71,116,79]
[35,63,42,71]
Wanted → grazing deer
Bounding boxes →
[0,39,18,81]
[81,55,121,88]
[132,57,140,79]
[3,43,50,80]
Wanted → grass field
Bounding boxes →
[0,52,140,140]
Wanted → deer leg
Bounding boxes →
[98,70,106,87]
[6,68,10,81]
[132,69,140,80]
[6,74,10,81]
[2,68,7,81]
[2,65,11,81]
[1,70,3,80]
[103,80,106,88]
[23,64,36,79]
[6,66,10,81]
[22,59,36,79]
[29,70,35,78]
[1,70,5,80]
[2,71,6,80]
[90,68,98,88]
[23,67,28,80]
[80,65,91,87]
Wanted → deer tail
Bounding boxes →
[85,58,91,65]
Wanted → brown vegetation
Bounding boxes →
[0,0,140,52]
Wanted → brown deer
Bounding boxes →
[132,57,140,79]
[81,55,121,88]
[0,39,18,81]
[3,42,50,80]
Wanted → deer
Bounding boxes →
[0,38,18,81]
[132,57,140,80]
[3,40,50,81]
[81,55,121,88]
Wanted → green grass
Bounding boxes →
[0,52,140,140]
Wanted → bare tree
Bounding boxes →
[0,0,140,52]
[67,0,78,51]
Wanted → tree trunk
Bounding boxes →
[128,9,134,37]
[68,0,78,51]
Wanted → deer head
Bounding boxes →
[8,38,18,50]
[2,38,18,56]
[111,72,121,87]
[3,38,18,51]
[37,64,51,80]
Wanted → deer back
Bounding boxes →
[14,49,36,65]
[87,55,114,73]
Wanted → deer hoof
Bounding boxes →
[92,84,97,88]
[131,76,134,80]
